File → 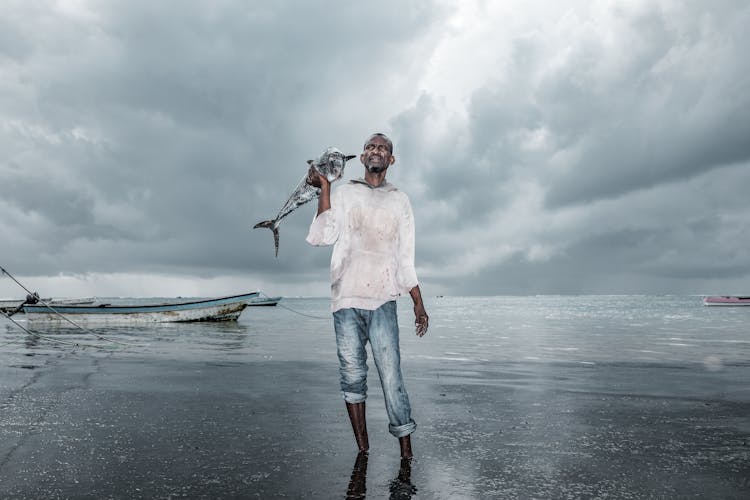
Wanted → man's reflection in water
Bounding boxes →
[389,458,417,499]
[346,453,417,499]
[346,452,369,499]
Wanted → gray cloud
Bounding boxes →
[1,1,748,297]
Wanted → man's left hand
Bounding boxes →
[414,304,428,337]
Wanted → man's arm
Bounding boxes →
[306,166,330,215]
[305,167,340,247]
[409,285,428,337]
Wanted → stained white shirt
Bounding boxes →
[306,178,419,312]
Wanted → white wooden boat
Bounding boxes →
[247,295,282,306]
[22,292,259,324]
[0,298,28,313]
[0,297,95,314]
[703,296,750,306]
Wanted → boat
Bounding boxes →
[247,295,282,306]
[703,296,750,306]
[0,297,96,314]
[0,298,27,313]
[22,292,259,324]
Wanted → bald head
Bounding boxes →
[364,133,393,155]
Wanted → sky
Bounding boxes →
[1,0,749,298]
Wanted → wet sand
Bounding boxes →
[1,351,748,499]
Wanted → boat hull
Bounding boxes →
[23,292,258,324]
[703,296,750,306]
[0,297,95,314]
[247,296,282,306]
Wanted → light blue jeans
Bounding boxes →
[333,301,417,438]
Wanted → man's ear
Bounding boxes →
[389,155,396,166]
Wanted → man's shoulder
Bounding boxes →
[385,184,410,201]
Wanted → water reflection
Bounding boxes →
[345,453,417,500]
[389,459,417,499]
[0,319,261,361]
[346,452,368,499]
[24,333,40,349]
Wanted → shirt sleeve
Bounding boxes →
[396,195,419,293]
[305,190,341,246]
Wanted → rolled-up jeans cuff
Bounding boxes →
[343,391,366,404]
[389,419,416,438]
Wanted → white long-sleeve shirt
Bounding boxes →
[306,178,419,312]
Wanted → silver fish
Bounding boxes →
[254,146,356,257]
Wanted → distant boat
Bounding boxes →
[22,292,259,324]
[703,296,750,306]
[247,295,282,306]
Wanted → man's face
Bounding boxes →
[361,136,394,174]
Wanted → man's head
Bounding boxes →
[361,133,395,174]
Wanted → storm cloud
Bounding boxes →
[1,0,748,298]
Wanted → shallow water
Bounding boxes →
[5,295,748,364]
[3,295,749,412]
[1,295,749,498]
[425,295,749,363]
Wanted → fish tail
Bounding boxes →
[253,220,281,257]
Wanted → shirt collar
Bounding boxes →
[349,178,398,192]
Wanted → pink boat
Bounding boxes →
[703,296,750,306]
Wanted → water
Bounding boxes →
[2,295,749,498]
[417,295,750,367]
[2,294,749,371]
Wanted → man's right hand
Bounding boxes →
[309,166,332,215]
[306,166,329,189]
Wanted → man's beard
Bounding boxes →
[365,156,387,173]
[366,163,386,173]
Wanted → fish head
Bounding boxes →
[314,147,357,183]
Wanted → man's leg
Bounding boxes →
[368,301,416,458]
[333,308,370,451]
[345,401,369,452]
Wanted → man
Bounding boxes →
[305,133,428,459]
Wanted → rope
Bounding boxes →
[26,298,140,347]
[1,266,140,348]
[0,336,19,348]
[276,301,330,319]
[0,309,112,349]
[257,290,330,320]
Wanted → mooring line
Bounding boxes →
[0,310,110,349]
[276,302,331,319]
[258,290,330,320]
[1,266,37,295]
[0,338,18,348]
[27,298,140,347]
[1,266,141,348]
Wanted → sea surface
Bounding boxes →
[2,294,750,409]
[1,295,749,498]
[3,294,748,369]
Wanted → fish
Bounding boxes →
[254,146,356,257]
